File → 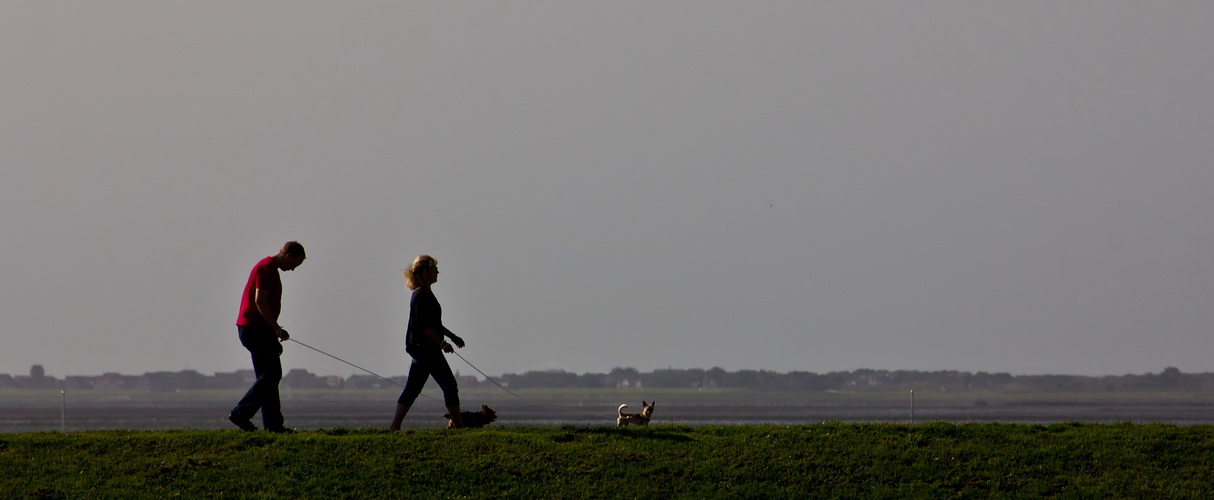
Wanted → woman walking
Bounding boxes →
[390,255,466,429]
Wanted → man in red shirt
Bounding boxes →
[228,241,306,432]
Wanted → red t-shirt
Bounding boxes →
[236,256,282,328]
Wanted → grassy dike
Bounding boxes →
[3,423,1214,499]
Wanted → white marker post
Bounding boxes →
[60,390,66,433]
[909,390,915,424]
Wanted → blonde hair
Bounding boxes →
[403,254,438,291]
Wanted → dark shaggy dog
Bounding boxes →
[444,405,497,429]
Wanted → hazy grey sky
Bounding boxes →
[3,2,1212,379]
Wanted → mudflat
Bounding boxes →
[5,389,1214,432]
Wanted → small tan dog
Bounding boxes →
[616,401,655,427]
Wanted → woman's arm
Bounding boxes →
[423,327,463,352]
[427,325,463,351]
[441,326,465,348]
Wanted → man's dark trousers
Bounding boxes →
[231,326,284,429]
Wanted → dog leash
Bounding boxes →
[291,336,614,418]
[287,338,440,402]
[448,349,611,418]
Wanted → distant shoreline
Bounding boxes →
[5,387,1213,432]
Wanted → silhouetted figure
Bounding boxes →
[389,255,466,429]
[228,241,305,432]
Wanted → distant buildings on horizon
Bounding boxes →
[4,364,1209,393]
[0,364,474,392]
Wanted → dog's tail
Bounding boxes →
[618,404,629,417]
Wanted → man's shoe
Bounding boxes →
[228,413,257,431]
[266,427,295,434]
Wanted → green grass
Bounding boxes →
[4,423,1214,499]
